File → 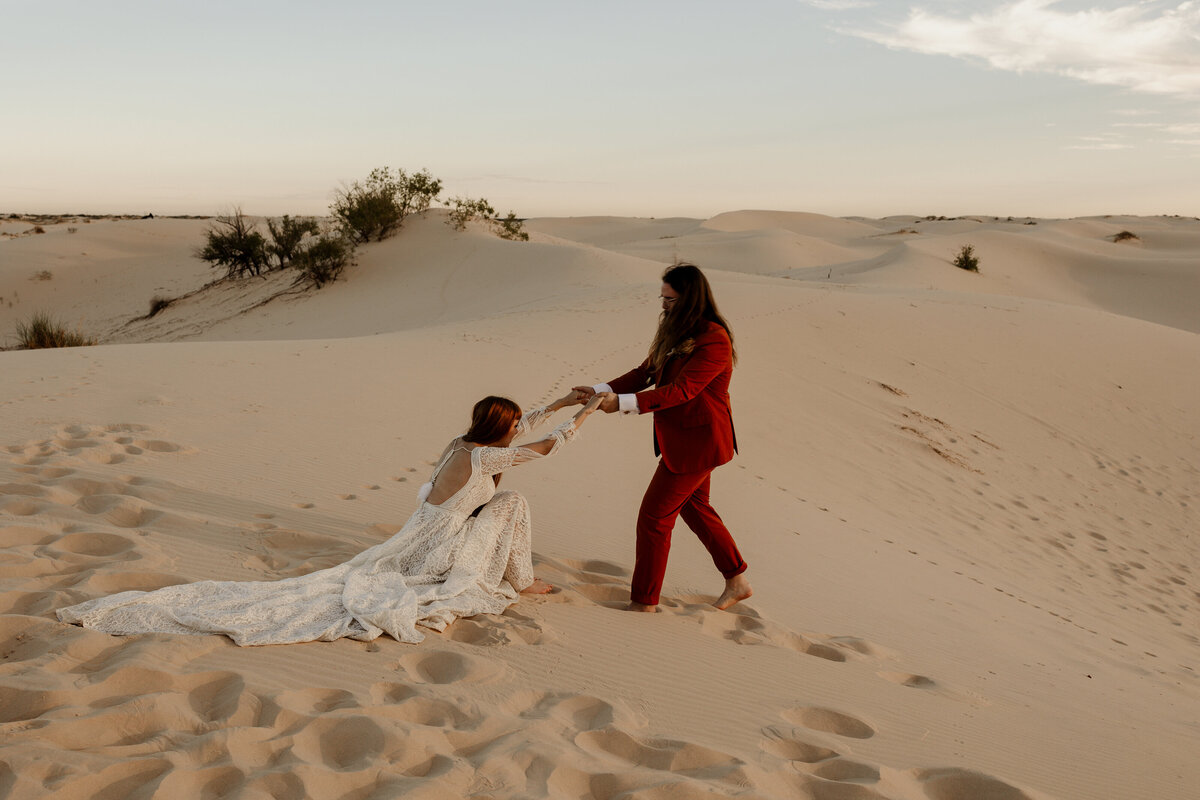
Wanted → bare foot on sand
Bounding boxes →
[714,574,752,610]
[626,602,660,613]
[521,578,554,595]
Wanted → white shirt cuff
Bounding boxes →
[593,383,612,393]
[618,393,639,414]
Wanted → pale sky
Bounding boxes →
[3,0,1198,218]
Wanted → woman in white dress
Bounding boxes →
[58,389,610,645]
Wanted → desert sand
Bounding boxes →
[1,209,1197,799]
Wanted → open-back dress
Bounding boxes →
[57,405,578,645]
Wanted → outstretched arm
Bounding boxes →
[578,329,729,415]
[476,392,611,476]
[520,392,608,455]
[516,390,587,435]
[624,329,730,413]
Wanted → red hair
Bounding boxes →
[464,396,521,445]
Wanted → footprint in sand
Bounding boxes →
[46,476,144,505]
[133,439,181,453]
[503,690,646,733]
[368,694,479,729]
[369,682,419,705]
[782,706,876,739]
[290,715,387,770]
[0,482,45,498]
[546,557,892,668]
[276,687,360,714]
[761,725,889,795]
[443,608,552,646]
[396,649,506,685]
[46,531,138,559]
[903,767,1040,800]
[574,725,745,775]
[46,760,173,800]
[878,671,938,689]
[571,582,629,608]
[759,726,841,763]
[0,498,42,516]
[875,671,991,706]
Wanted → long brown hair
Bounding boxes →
[465,396,521,445]
[648,263,736,373]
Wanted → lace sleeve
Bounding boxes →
[515,405,554,436]
[477,418,579,476]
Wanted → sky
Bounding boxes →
[2,0,1198,218]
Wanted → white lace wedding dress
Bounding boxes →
[58,406,578,645]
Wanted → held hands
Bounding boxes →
[557,388,590,408]
[582,391,613,413]
[572,385,619,414]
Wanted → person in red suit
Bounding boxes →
[576,263,751,612]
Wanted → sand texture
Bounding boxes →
[1,210,1197,799]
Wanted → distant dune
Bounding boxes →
[1,208,1197,799]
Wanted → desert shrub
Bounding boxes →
[31,226,45,234]
[494,212,528,241]
[1112,230,1139,242]
[267,214,321,267]
[197,208,270,279]
[446,197,529,241]
[396,169,442,220]
[33,271,52,281]
[15,312,95,348]
[293,233,355,288]
[447,196,496,231]
[67,227,78,234]
[952,244,979,272]
[148,296,173,317]
[331,167,443,243]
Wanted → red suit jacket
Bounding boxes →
[606,320,737,474]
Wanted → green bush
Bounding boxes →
[293,233,355,288]
[952,244,979,272]
[197,208,270,278]
[447,196,496,231]
[331,167,442,244]
[494,211,529,241]
[267,214,321,267]
[446,196,529,241]
[15,312,95,348]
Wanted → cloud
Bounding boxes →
[1066,142,1134,150]
[800,0,875,9]
[847,1,1200,97]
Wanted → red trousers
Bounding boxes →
[631,461,747,606]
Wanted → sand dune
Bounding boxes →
[1,209,1197,799]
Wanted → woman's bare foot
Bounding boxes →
[521,578,553,595]
[626,602,660,613]
[714,574,752,610]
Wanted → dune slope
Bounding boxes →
[1,210,1197,800]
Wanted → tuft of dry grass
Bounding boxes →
[148,296,173,317]
[1112,230,1140,243]
[14,312,96,349]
